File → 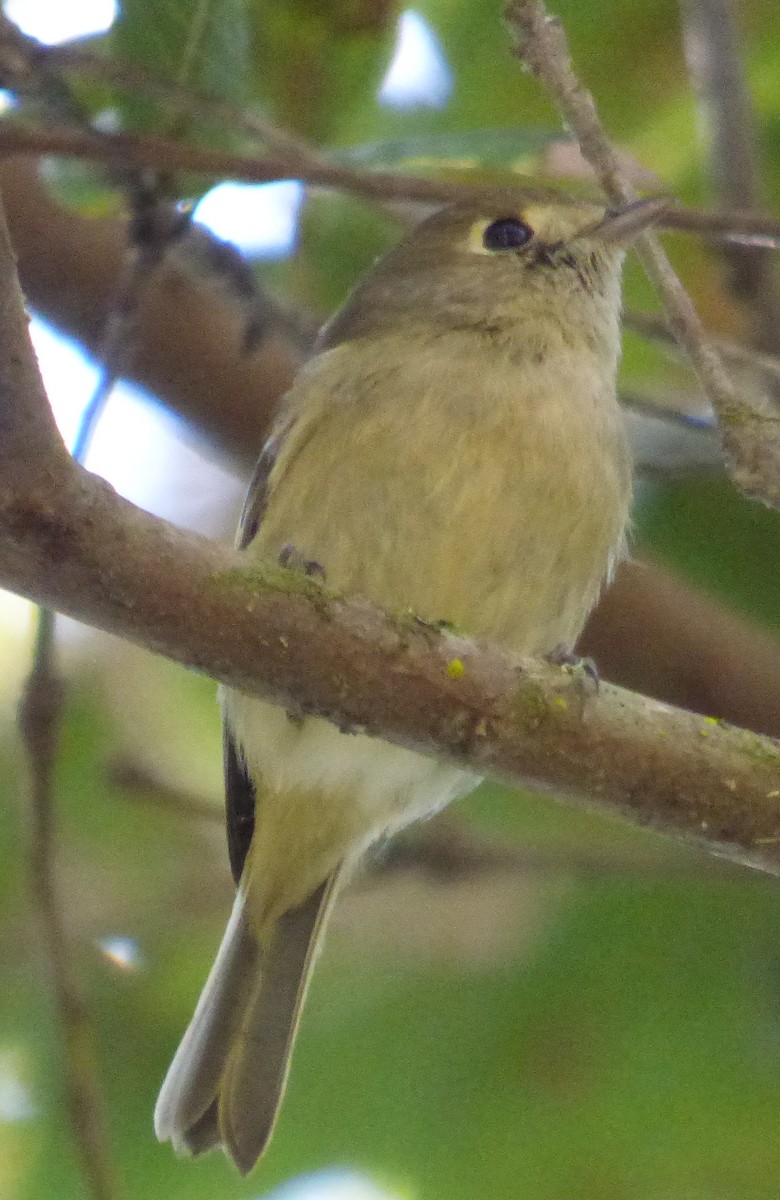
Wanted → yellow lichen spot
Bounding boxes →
[704,715,721,726]
[553,697,568,711]
[699,727,710,738]
[447,658,465,680]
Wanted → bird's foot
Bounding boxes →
[278,542,327,582]
[546,644,600,699]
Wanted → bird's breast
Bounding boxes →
[255,335,632,655]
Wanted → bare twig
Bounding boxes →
[679,0,780,363]
[659,206,780,245]
[0,120,497,205]
[18,617,121,1200]
[505,0,780,510]
[378,819,742,882]
[11,31,780,241]
[0,116,778,251]
[0,155,301,471]
[5,15,780,245]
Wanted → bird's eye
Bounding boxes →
[482,217,534,252]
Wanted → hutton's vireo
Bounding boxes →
[155,189,664,1171]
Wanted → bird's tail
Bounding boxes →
[154,872,341,1174]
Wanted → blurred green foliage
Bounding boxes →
[4,0,780,1197]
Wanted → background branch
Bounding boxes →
[1,120,780,246]
[624,309,780,388]
[19,614,121,1200]
[112,758,741,883]
[0,156,298,470]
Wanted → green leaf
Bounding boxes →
[112,0,250,136]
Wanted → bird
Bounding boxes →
[154,187,664,1172]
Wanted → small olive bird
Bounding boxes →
[155,189,663,1172]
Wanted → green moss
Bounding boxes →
[511,676,552,729]
[737,728,780,769]
[211,560,333,601]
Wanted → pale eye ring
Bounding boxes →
[482,217,534,251]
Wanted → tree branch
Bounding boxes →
[505,0,780,511]
[7,187,780,870]
[0,119,780,248]
[0,156,299,471]
[2,339,780,881]
[579,559,780,740]
[5,156,780,743]
[0,121,492,206]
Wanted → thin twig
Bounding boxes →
[505,0,780,511]
[19,32,780,242]
[378,820,743,883]
[0,12,273,364]
[0,120,492,204]
[658,206,780,245]
[6,16,780,244]
[18,614,121,1200]
[1,116,780,247]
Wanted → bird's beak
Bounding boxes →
[577,196,669,246]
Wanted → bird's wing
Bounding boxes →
[223,729,256,886]
[236,423,287,551]
[225,420,290,883]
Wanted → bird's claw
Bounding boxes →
[546,644,600,699]
[278,543,327,582]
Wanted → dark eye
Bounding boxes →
[482,217,534,251]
